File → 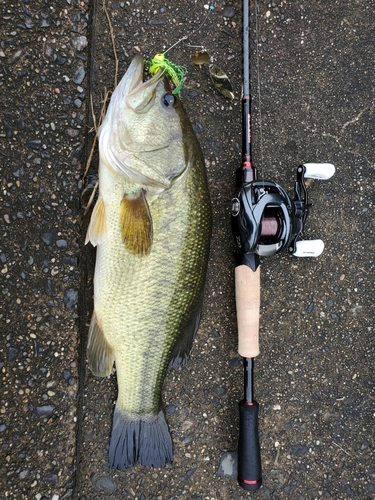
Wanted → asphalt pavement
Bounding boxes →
[1,0,374,499]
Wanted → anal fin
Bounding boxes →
[168,303,203,370]
[85,196,107,246]
[120,189,153,255]
[87,312,114,377]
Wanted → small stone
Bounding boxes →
[63,256,78,266]
[91,474,117,491]
[3,120,13,138]
[64,288,78,309]
[181,436,192,445]
[8,48,24,65]
[305,302,314,313]
[8,347,20,361]
[218,451,237,477]
[36,405,56,417]
[19,470,29,479]
[13,166,25,177]
[215,386,227,397]
[67,128,80,138]
[72,66,85,84]
[192,122,203,134]
[45,279,53,296]
[70,12,81,22]
[57,55,67,65]
[72,35,88,51]
[44,42,55,59]
[229,357,240,367]
[223,6,235,18]
[42,472,59,483]
[290,444,309,456]
[27,139,42,149]
[41,228,58,245]
[56,239,67,248]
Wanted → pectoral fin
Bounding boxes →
[87,312,114,377]
[85,196,107,246]
[120,189,153,255]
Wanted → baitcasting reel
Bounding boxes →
[231,163,335,258]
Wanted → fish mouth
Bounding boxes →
[125,55,165,113]
[98,55,175,190]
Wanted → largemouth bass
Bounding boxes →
[85,55,212,470]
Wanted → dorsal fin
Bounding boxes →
[120,189,153,255]
[85,196,107,246]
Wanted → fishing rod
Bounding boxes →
[231,0,335,491]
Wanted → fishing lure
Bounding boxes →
[146,53,187,96]
[190,50,210,67]
[144,5,215,96]
[209,63,234,99]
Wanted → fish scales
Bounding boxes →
[86,55,212,470]
[95,168,210,412]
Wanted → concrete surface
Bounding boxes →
[1,0,374,499]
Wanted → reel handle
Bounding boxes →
[303,163,335,180]
[292,239,324,257]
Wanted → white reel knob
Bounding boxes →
[303,163,335,180]
[293,239,324,257]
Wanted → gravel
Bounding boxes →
[1,0,374,499]
[1,0,86,497]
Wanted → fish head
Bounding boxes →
[99,55,195,191]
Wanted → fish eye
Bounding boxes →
[161,93,176,108]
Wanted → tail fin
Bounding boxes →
[109,406,173,469]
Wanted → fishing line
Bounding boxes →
[255,3,265,182]
[146,3,215,96]
[163,4,215,55]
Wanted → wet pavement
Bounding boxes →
[1,0,374,499]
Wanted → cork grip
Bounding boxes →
[235,264,260,358]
